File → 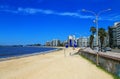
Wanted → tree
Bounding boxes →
[89,26,96,48]
[108,26,113,48]
[89,35,94,48]
[98,28,107,51]
[90,26,96,35]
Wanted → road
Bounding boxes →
[111,49,120,53]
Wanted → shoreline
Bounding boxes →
[0,47,62,62]
[0,47,113,79]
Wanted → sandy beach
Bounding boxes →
[0,48,113,79]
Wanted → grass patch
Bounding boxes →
[78,54,120,79]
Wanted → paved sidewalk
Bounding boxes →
[83,47,120,59]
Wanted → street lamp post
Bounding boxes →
[82,9,111,52]
[82,9,111,65]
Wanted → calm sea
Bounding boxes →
[0,46,57,58]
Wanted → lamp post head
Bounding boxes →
[93,20,96,23]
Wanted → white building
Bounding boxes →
[68,35,76,47]
[51,39,59,46]
[93,35,97,47]
[77,37,89,47]
[109,22,120,47]
[116,22,120,46]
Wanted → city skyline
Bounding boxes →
[0,0,120,45]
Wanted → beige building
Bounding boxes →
[77,37,89,47]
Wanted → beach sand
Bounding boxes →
[0,48,113,79]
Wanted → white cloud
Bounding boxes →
[111,15,120,21]
[17,8,55,14]
[99,14,120,21]
[59,12,79,16]
[41,10,54,14]
[0,7,119,21]
[57,12,94,19]
[18,8,39,14]
[2,7,93,19]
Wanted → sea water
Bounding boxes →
[0,46,57,58]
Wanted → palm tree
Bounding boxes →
[108,26,113,48]
[90,26,96,35]
[89,35,94,48]
[89,26,96,48]
[98,28,107,51]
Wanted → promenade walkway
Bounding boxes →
[84,47,120,61]
[0,48,113,79]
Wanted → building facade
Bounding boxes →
[51,39,60,46]
[68,35,76,47]
[116,22,120,46]
[109,22,120,47]
[77,37,89,47]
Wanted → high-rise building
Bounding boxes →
[68,35,76,47]
[51,39,59,46]
[77,37,89,47]
[116,22,120,46]
[108,22,120,47]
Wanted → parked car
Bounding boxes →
[105,47,112,51]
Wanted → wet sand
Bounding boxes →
[0,48,113,79]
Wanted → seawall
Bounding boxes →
[79,48,120,77]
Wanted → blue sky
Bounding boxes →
[0,0,120,45]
